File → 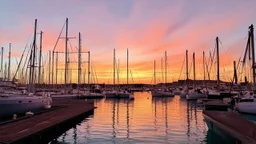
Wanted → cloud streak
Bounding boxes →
[0,0,256,83]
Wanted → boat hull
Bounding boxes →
[0,96,48,117]
[237,102,256,115]
[151,91,174,97]
[186,93,206,100]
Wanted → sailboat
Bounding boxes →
[180,50,189,98]
[186,52,206,100]
[0,19,52,118]
[236,24,256,115]
[206,37,222,99]
[152,51,174,97]
[116,49,134,100]
[105,48,118,98]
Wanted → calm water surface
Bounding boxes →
[49,92,238,144]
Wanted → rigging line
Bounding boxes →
[205,51,212,80]
[130,70,134,84]
[218,38,222,45]
[68,40,73,64]
[13,33,32,81]
[219,39,235,67]
[68,39,75,52]
[242,33,251,66]
[23,44,34,84]
[178,55,185,80]
[235,39,247,81]
[229,57,242,92]
[53,21,66,52]
[21,44,33,78]
[90,60,97,84]
[239,34,251,82]
[94,63,99,84]
[188,55,193,79]
[68,39,77,62]
[208,49,215,79]
[24,62,28,84]
[237,57,244,82]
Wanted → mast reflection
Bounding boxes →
[154,98,157,131]
[73,126,77,144]
[186,101,191,137]
[126,100,130,138]
[112,99,116,139]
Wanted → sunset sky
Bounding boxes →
[0,0,256,84]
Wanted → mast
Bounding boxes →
[186,50,188,82]
[65,18,68,86]
[203,51,205,81]
[127,48,129,85]
[38,31,43,84]
[113,48,115,85]
[8,43,11,81]
[88,51,90,87]
[28,19,37,93]
[55,52,58,84]
[70,60,72,84]
[4,63,7,81]
[1,47,3,78]
[52,51,54,85]
[249,24,255,84]
[48,51,51,85]
[84,69,86,84]
[165,51,167,84]
[117,59,120,85]
[193,52,195,88]
[216,37,220,89]
[234,61,238,84]
[42,64,44,84]
[161,57,163,82]
[154,60,156,85]
[78,32,81,87]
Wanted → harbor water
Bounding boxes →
[49,92,252,144]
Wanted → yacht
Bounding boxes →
[237,91,256,114]
[186,89,207,100]
[0,93,52,117]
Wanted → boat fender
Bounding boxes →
[13,114,17,120]
[26,111,34,117]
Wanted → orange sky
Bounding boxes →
[0,0,256,84]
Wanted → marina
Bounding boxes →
[0,98,94,144]
[0,1,256,143]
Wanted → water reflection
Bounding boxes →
[50,93,227,144]
[241,113,256,123]
[126,100,130,139]
[187,101,190,137]
[112,99,116,140]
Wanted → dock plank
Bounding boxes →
[203,110,256,143]
[0,99,94,144]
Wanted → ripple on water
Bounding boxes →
[49,93,229,144]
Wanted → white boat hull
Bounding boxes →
[151,91,174,97]
[186,93,206,100]
[237,102,256,114]
[0,95,51,117]
[51,94,77,98]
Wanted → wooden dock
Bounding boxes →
[0,98,95,144]
[203,110,256,144]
